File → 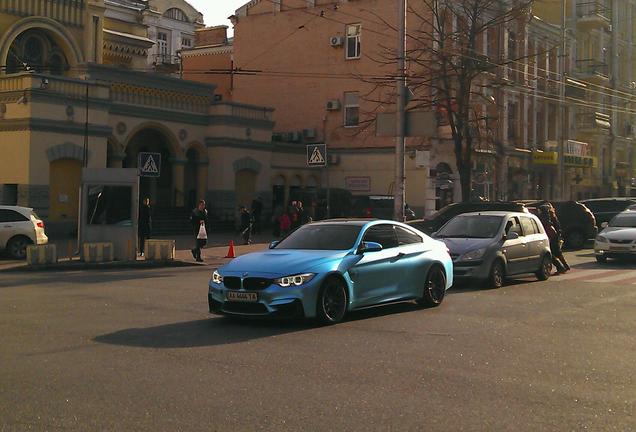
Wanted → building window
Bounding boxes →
[346,24,361,59]
[507,102,518,140]
[164,8,190,22]
[344,92,359,127]
[182,37,192,48]
[157,32,169,60]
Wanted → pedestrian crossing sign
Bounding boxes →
[138,152,161,178]
[307,144,327,167]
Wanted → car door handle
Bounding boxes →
[396,252,406,259]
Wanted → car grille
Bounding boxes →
[243,277,273,290]
[222,302,268,315]
[609,239,633,244]
[223,277,272,290]
[223,277,241,290]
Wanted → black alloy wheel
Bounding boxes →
[8,236,31,260]
[417,265,446,307]
[488,260,505,289]
[535,255,552,281]
[317,277,348,324]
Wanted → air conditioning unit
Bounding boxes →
[303,128,317,139]
[326,99,341,111]
[329,36,344,47]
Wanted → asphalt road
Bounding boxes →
[1,252,635,431]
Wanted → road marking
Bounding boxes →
[589,271,636,284]
[553,269,614,281]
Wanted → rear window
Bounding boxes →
[0,209,29,222]
[395,226,423,245]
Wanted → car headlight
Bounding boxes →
[274,273,316,287]
[459,248,486,261]
[595,235,608,243]
[212,270,223,284]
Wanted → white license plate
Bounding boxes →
[610,246,630,251]
[226,291,258,302]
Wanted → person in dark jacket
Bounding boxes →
[251,196,263,234]
[549,206,570,272]
[190,200,208,262]
[239,206,253,245]
[538,205,566,274]
[138,197,152,257]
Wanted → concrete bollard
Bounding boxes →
[145,240,176,261]
[82,242,114,263]
[27,244,58,266]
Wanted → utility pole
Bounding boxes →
[558,0,567,199]
[394,0,407,221]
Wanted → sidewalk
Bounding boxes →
[0,232,273,272]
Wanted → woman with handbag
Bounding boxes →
[190,200,208,262]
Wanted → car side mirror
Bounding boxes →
[601,222,608,229]
[269,240,280,249]
[506,232,519,240]
[358,241,383,254]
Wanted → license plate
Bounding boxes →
[226,291,258,302]
[610,246,630,251]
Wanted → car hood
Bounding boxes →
[436,237,495,255]
[220,249,349,276]
[600,227,636,240]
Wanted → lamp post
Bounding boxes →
[394,0,407,221]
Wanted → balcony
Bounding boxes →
[574,59,609,85]
[576,109,610,136]
[576,1,611,30]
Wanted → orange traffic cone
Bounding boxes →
[225,240,236,258]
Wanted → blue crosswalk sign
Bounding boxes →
[138,152,161,178]
[307,144,327,167]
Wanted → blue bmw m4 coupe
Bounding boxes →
[208,219,453,324]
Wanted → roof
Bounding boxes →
[457,211,533,217]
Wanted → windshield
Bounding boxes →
[609,214,636,228]
[436,215,503,238]
[275,224,362,250]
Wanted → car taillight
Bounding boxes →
[36,221,44,229]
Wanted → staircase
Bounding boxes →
[151,207,235,236]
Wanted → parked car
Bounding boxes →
[432,211,552,288]
[580,198,636,230]
[351,195,395,219]
[521,200,597,249]
[208,219,453,324]
[0,205,48,259]
[594,210,636,263]
[407,201,528,235]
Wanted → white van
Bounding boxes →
[0,206,48,259]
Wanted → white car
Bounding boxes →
[594,210,636,263]
[0,206,48,259]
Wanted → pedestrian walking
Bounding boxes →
[278,212,291,238]
[549,206,571,272]
[251,196,263,234]
[138,197,152,257]
[538,205,567,274]
[239,206,253,245]
[190,200,208,262]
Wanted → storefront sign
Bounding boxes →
[532,151,558,165]
[564,154,598,168]
[345,176,371,192]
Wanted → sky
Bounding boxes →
[186,0,247,34]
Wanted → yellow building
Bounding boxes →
[0,0,309,235]
[535,0,636,198]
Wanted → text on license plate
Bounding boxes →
[226,291,258,302]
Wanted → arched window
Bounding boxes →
[164,8,190,22]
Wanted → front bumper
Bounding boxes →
[452,258,492,281]
[208,275,324,319]
[595,241,636,258]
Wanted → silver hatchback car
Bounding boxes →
[432,211,552,288]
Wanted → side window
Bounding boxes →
[504,217,523,236]
[520,217,537,235]
[0,209,28,222]
[395,226,423,245]
[363,224,398,249]
[531,218,541,234]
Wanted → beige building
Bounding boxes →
[0,0,302,235]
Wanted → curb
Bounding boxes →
[0,259,211,273]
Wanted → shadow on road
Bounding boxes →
[94,317,315,348]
